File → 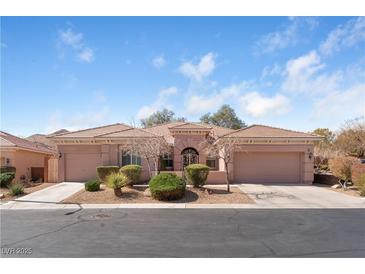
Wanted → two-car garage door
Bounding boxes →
[65,153,101,182]
[233,152,301,184]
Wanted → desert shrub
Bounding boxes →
[120,165,142,185]
[105,173,130,197]
[329,156,357,181]
[185,164,210,187]
[9,183,24,196]
[85,180,101,192]
[351,162,365,195]
[96,166,120,182]
[149,173,185,201]
[0,172,15,188]
[0,166,16,174]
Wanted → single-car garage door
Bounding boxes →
[65,153,101,182]
[234,152,301,184]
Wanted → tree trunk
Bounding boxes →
[114,188,122,197]
[224,162,230,192]
[146,158,152,178]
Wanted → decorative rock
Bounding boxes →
[0,193,4,199]
[331,184,342,189]
[143,188,151,197]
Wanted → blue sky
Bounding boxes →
[1,16,364,136]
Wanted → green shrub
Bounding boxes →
[185,164,210,187]
[106,173,130,197]
[120,165,142,185]
[9,183,24,196]
[0,172,15,188]
[96,166,120,182]
[149,173,185,201]
[85,180,101,192]
[0,166,16,174]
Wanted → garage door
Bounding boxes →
[234,152,301,184]
[65,153,101,182]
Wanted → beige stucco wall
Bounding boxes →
[0,149,49,182]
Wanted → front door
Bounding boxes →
[181,148,199,169]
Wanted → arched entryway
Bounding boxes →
[181,147,199,169]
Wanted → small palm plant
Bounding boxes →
[105,173,130,197]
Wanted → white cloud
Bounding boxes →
[281,50,342,94]
[254,17,318,55]
[319,17,365,56]
[78,47,94,63]
[185,82,247,115]
[136,87,178,119]
[59,28,83,49]
[152,55,167,69]
[46,106,110,133]
[239,92,291,118]
[58,27,95,63]
[312,84,365,122]
[179,52,216,81]
[261,64,282,79]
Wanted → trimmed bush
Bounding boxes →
[185,164,210,187]
[106,173,130,197]
[149,173,185,201]
[352,162,365,196]
[120,165,142,185]
[0,172,15,188]
[96,166,120,182]
[0,166,16,174]
[85,180,101,192]
[9,183,24,196]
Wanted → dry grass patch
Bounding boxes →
[63,185,253,204]
[314,183,362,197]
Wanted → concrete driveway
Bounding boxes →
[238,184,365,208]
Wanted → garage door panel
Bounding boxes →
[234,152,301,184]
[65,153,101,182]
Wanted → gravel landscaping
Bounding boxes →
[0,182,56,202]
[62,185,254,204]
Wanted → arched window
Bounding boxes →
[181,147,199,168]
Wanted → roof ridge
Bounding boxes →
[219,124,256,137]
[96,127,161,137]
[197,122,236,131]
[47,123,131,137]
[250,124,318,137]
[143,121,185,129]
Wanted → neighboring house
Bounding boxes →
[48,122,321,184]
[0,131,56,182]
[27,129,69,149]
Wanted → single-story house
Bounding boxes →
[48,122,321,184]
[0,131,56,182]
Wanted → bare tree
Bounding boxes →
[126,137,171,178]
[200,133,239,192]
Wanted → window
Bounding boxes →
[206,157,217,169]
[161,153,173,170]
[121,151,141,166]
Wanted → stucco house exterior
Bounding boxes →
[48,122,321,184]
[0,131,56,182]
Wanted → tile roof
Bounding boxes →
[0,131,55,154]
[96,128,159,138]
[221,124,321,139]
[26,129,69,148]
[168,122,212,130]
[49,123,132,138]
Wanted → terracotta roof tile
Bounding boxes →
[222,124,321,139]
[50,123,132,138]
[97,128,159,138]
[0,131,55,154]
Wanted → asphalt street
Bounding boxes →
[1,208,364,257]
